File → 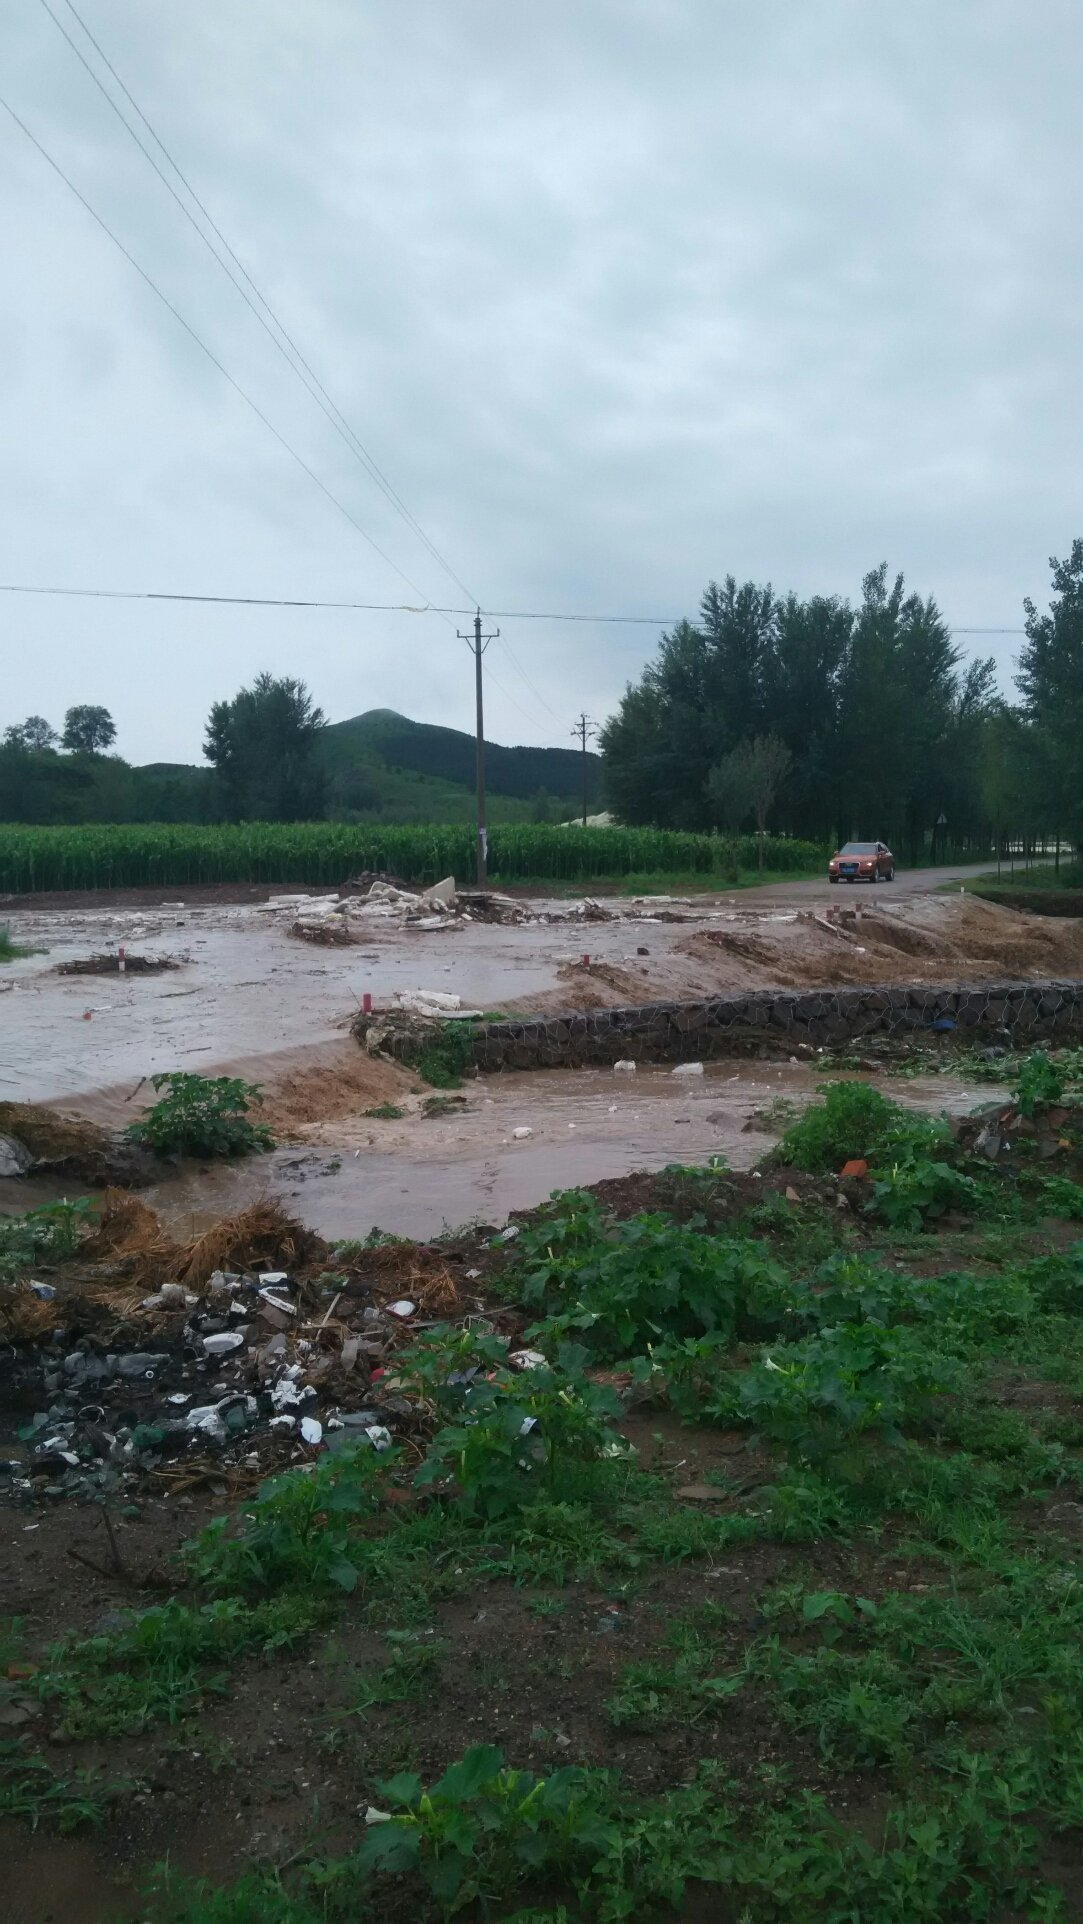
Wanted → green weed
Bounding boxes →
[127,1073,273,1158]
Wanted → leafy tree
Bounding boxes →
[706,748,753,832]
[4,715,57,751]
[62,705,116,756]
[1017,543,1083,847]
[205,672,327,822]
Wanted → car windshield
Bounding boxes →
[840,842,878,855]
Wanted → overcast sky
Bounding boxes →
[1,0,1077,763]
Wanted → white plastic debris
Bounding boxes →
[613,1060,637,1075]
[386,1299,416,1319]
[185,1404,226,1439]
[258,1290,296,1316]
[499,1225,520,1243]
[509,1349,547,1371]
[260,1272,289,1287]
[671,1061,705,1078]
[364,1807,393,1825]
[300,1415,323,1446]
[202,1331,245,1356]
[269,1414,296,1432]
[365,1424,393,1451]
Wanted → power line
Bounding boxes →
[0,584,1029,634]
[0,92,442,612]
[41,0,478,606]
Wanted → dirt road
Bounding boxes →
[724,860,995,909]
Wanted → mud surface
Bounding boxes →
[1,876,1076,1113]
[1,1058,1008,1243]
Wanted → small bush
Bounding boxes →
[510,1194,796,1360]
[1015,1050,1065,1117]
[414,1022,477,1089]
[127,1073,273,1159]
[777,1082,948,1174]
[0,1198,95,1286]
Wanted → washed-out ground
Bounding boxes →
[2,870,1083,1921]
[1,867,1078,1243]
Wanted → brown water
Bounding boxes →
[60,1062,998,1243]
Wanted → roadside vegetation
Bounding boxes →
[2,1055,1082,1917]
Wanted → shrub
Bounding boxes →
[512,1202,796,1360]
[400,1327,619,1519]
[777,1082,948,1174]
[127,1073,273,1159]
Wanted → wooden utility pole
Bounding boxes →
[458,608,499,885]
[571,712,596,827]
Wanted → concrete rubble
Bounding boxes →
[281,877,727,944]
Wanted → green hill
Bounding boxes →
[318,710,602,823]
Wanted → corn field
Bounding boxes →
[0,823,825,893]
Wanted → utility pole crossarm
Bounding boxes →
[458,608,500,886]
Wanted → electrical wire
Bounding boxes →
[41,0,479,607]
[0,584,1028,634]
[0,92,443,612]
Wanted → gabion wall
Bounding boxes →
[468,980,1083,1070]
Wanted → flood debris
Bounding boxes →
[0,1196,505,1506]
[56,953,182,976]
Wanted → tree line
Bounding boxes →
[0,675,326,826]
[601,551,1083,861]
[5,546,1080,848]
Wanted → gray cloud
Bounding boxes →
[2,0,1078,762]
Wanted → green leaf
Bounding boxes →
[432,1744,505,1803]
[328,1558,358,1592]
[374,1770,423,1808]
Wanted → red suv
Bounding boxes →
[828,841,895,884]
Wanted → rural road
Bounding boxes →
[726,861,995,910]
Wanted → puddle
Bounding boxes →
[18,1062,998,1245]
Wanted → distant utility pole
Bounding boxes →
[571,712,597,827]
[458,608,500,886]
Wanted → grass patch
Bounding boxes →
[0,924,38,963]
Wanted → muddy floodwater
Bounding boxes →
[56,1061,998,1243]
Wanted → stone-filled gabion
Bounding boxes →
[466,980,1083,1071]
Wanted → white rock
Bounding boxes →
[512,1126,533,1140]
[671,1061,705,1078]
[613,1060,637,1075]
[386,1299,416,1319]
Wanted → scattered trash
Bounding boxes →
[385,1300,417,1319]
[202,1331,246,1356]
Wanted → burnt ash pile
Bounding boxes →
[0,1203,520,1508]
